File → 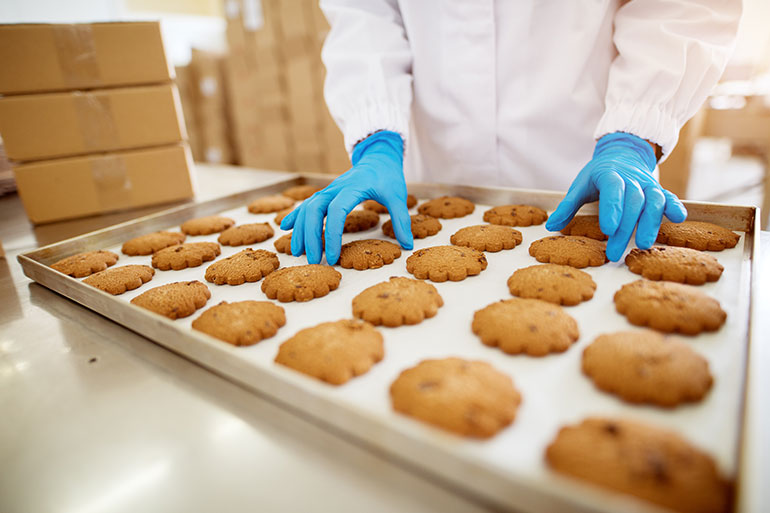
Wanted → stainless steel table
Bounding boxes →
[2,164,768,513]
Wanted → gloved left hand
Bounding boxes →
[545,132,688,261]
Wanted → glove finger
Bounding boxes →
[324,189,365,265]
[594,170,625,236]
[290,206,307,257]
[662,189,688,223]
[635,186,666,248]
[545,171,595,231]
[605,182,645,262]
[380,194,414,250]
[302,192,334,264]
[280,206,300,231]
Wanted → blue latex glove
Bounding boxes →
[281,130,414,265]
[545,132,688,262]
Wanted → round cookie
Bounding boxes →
[274,207,293,226]
[261,264,342,302]
[614,280,727,335]
[51,250,119,278]
[151,242,221,271]
[338,239,401,270]
[352,276,444,327]
[472,298,579,356]
[83,265,155,295]
[362,194,417,213]
[275,319,384,385]
[382,214,441,239]
[218,222,275,246]
[529,235,608,268]
[180,215,235,235]
[507,264,596,306]
[625,246,723,285]
[657,221,740,251]
[406,245,487,282]
[122,231,186,255]
[130,280,211,320]
[389,358,521,438]
[344,209,379,233]
[282,184,321,200]
[483,204,548,227]
[450,225,523,252]
[582,330,713,407]
[205,248,280,285]
[417,196,475,219]
[545,417,731,513]
[248,194,295,214]
[274,232,292,254]
[192,300,286,346]
[560,215,607,241]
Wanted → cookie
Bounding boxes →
[83,265,155,295]
[483,204,548,227]
[362,194,417,213]
[218,222,275,246]
[274,232,292,254]
[180,215,235,235]
[406,245,487,282]
[275,319,384,385]
[261,264,342,302]
[151,242,221,271]
[529,235,608,268]
[248,194,295,214]
[614,280,727,335]
[450,225,523,252]
[338,239,401,270]
[274,207,293,226]
[205,248,280,285]
[417,196,474,219]
[192,300,286,346]
[121,231,186,255]
[51,250,119,278]
[382,214,442,239]
[389,358,521,438]
[545,417,731,513]
[472,298,579,356]
[657,221,740,251]
[343,209,380,233]
[507,264,596,306]
[130,280,211,320]
[352,276,444,327]
[582,330,713,407]
[625,246,723,285]
[282,184,321,201]
[560,215,607,241]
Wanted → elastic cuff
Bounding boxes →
[339,99,410,156]
[593,102,680,163]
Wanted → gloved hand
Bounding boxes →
[281,130,414,265]
[545,132,688,262]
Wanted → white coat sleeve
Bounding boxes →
[593,0,742,160]
[319,0,413,154]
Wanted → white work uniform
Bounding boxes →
[320,0,741,191]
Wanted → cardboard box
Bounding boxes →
[190,49,233,164]
[0,22,173,95]
[13,144,194,224]
[174,66,204,161]
[0,84,186,161]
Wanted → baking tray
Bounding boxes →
[18,173,761,513]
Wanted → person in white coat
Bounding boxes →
[282,0,742,266]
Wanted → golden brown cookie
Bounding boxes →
[362,194,417,213]
[218,222,275,246]
[204,248,280,285]
[282,184,321,201]
[406,245,487,282]
[614,280,727,335]
[273,232,292,254]
[121,231,186,255]
[417,196,474,219]
[83,265,155,295]
[582,330,713,407]
[180,215,235,235]
[274,207,293,226]
[529,235,608,268]
[130,281,211,320]
[261,264,342,302]
[248,194,295,214]
[483,204,548,227]
[560,215,607,241]
[545,417,731,513]
[51,250,119,278]
[657,221,740,251]
[338,239,401,270]
[382,214,442,239]
[352,276,444,327]
[507,264,596,306]
[343,209,380,233]
[450,225,523,252]
[151,242,221,271]
[625,246,723,285]
[390,358,521,438]
[472,298,579,356]
[275,319,384,385]
[192,300,286,346]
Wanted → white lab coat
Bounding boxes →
[319,0,741,191]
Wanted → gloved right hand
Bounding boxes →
[280,130,414,265]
